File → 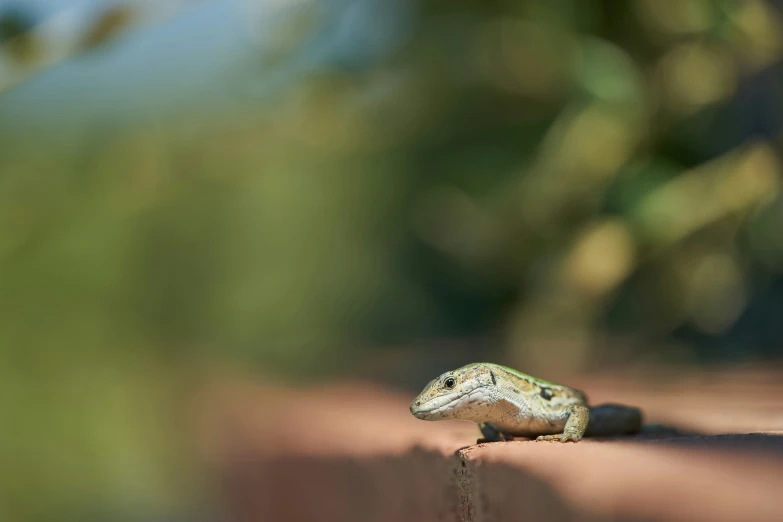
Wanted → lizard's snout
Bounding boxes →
[410,398,424,417]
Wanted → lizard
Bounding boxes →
[409,362,642,442]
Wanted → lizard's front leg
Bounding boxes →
[537,404,589,442]
[477,422,514,443]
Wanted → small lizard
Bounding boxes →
[410,362,642,442]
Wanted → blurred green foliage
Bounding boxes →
[2,0,783,521]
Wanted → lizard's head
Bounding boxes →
[409,363,496,421]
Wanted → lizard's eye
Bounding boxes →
[444,377,456,389]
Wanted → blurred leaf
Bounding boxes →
[79,6,136,51]
[0,5,39,64]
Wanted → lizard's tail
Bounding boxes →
[585,403,643,436]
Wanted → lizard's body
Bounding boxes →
[409,362,642,442]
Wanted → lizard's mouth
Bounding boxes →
[409,386,487,419]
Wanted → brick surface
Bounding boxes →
[196,370,783,522]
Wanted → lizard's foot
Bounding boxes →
[537,404,588,442]
[536,431,583,443]
[478,422,514,443]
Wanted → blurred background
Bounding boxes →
[2,0,783,520]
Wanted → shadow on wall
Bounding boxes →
[217,448,573,522]
[214,432,783,522]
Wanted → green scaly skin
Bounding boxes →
[410,362,642,443]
